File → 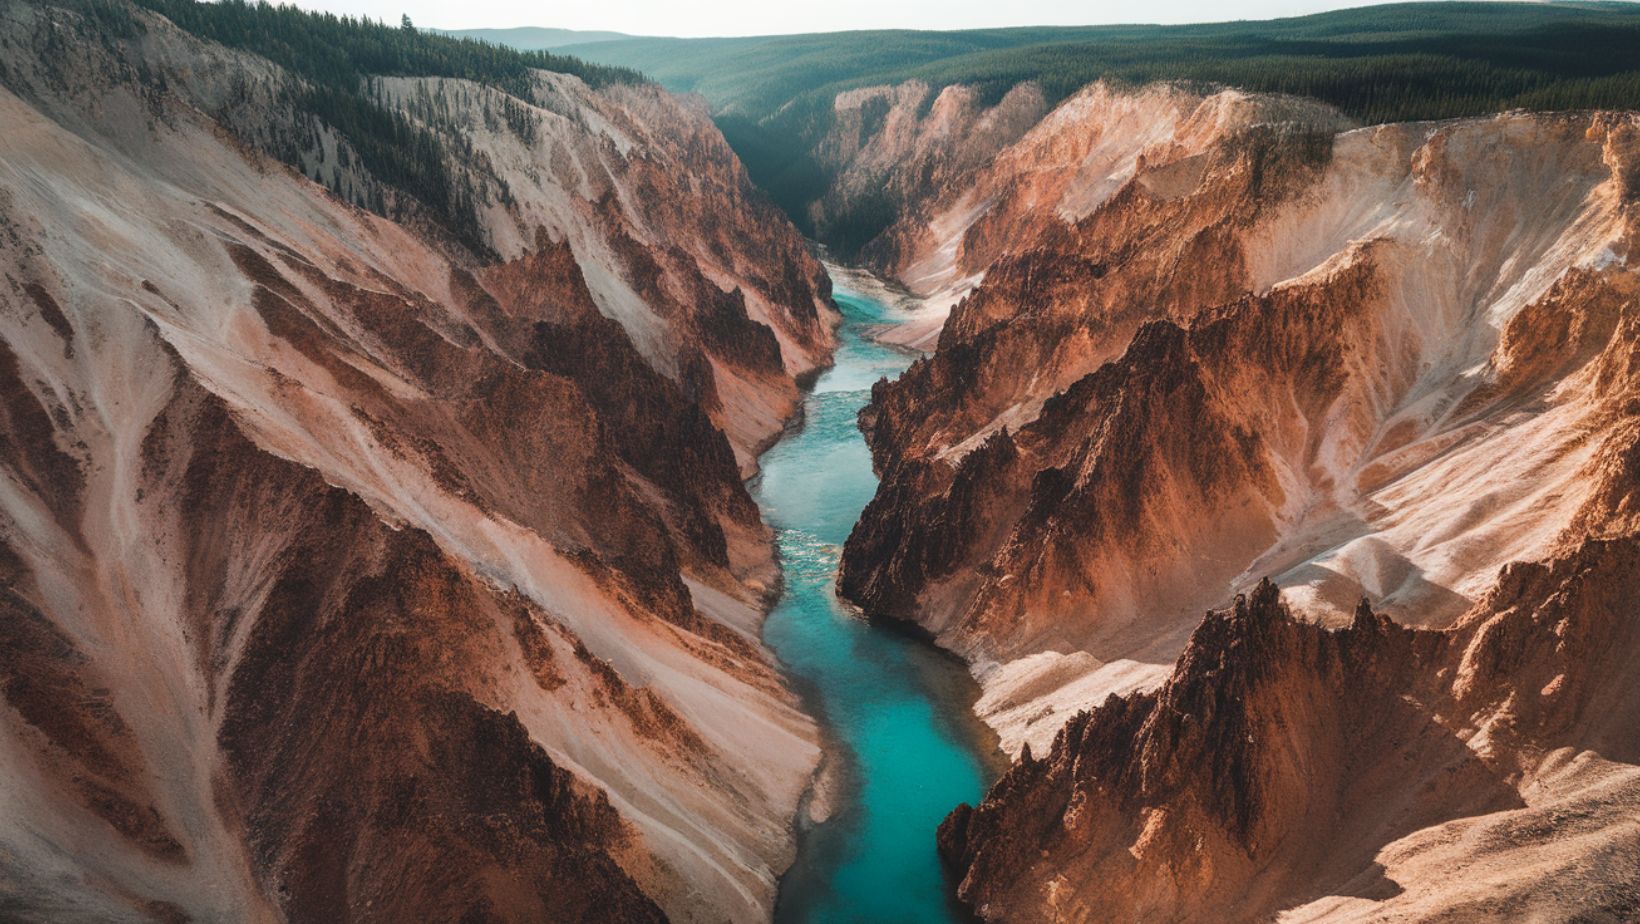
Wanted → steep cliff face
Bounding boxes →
[803,81,1347,347]
[842,101,1640,761]
[940,543,1640,922]
[876,83,1343,310]
[821,70,1640,920]
[352,73,834,473]
[0,2,834,921]
[807,81,1046,279]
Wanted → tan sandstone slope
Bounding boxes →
[817,81,1348,348]
[0,2,835,921]
[838,79,1640,919]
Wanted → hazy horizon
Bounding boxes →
[282,0,1550,40]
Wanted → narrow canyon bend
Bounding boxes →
[3,1,1640,922]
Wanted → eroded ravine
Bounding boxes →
[754,281,1000,922]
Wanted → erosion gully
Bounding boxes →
[752,278,1003,923]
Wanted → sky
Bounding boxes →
[283,0,1479,39]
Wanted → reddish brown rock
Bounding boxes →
[826,78,1640,920]
[844,104,1640,764]
[0,2,831,921]
[942,545,1640,921]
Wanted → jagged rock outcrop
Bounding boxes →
[0,2,835,921]
[842,97,1640,764]
[358,69,835,473]
[815,70,1640,921]
[940,553,1640,921]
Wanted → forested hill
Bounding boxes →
[569,2,1640,123]
[135,0,645,96]
[440,27,635,50]
[86,0,648,253]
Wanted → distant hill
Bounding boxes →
[443,26,635,49]
[571,2,1640,123]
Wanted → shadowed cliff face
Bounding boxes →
[0,2,836,921]
[149,388,668,923]
[806,81,1048,265]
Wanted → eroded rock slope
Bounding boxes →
[941,553,1640,921]
[838,79,1640,919]
[0,2,834,921]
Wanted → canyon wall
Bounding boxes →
[806,80,1045,291]
[0,2,834,921]
[941,557,1640,921]
[813,81,1349,348]
[836,78,1640,919]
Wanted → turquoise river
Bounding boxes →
[754,282,1000,923]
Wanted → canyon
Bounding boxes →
[824,78,1640,920]
[3,0,1639,921]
